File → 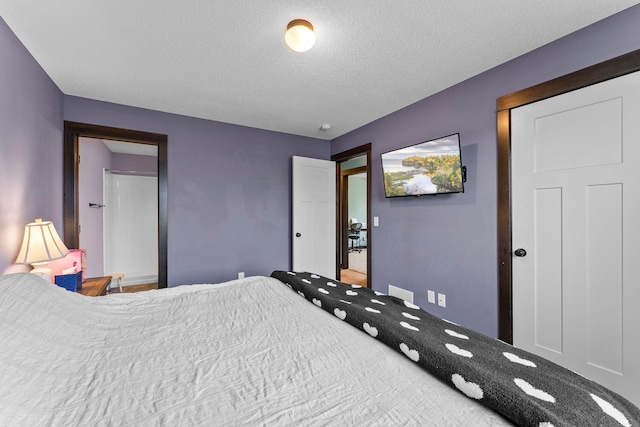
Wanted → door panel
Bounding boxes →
[533,187,563,353]
[104,172,158,286]
[292,156,336,279]
[585,183,623,373]
[512,70,640,405]
[533,97,622,172]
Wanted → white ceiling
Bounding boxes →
[2,1,639,140]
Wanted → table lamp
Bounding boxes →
[15,218,70,282]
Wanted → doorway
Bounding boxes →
[78,137,159,289]
[509,70,640,404]
[63,121,168,288]
[332,144,371,287]
[496,48,640,344]
[103,168,158,287]
[292,156,337,279]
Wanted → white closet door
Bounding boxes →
[292,156,336,279]
[511,70,640,406]
[104,172,158,285]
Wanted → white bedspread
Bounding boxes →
[0,273,511,426]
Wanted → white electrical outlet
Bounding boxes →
[427,290,436,304]
[373,216,379,227]
[437,293,446,307]
[238,272,245,279]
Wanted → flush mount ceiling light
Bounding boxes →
[285,19,315,52]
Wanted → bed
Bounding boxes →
[0,271,638,426]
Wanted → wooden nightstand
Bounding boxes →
[78,276,112,296]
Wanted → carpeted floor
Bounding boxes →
[348,248,367,274]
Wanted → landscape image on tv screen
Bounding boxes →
[381,133,464,197]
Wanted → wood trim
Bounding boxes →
[498,49,640,112]
[157,138,168,288]
[333,143,372,162]
[341,166,368,176]
[332,144,372,285]
[340,174,349,269]
[496,109,512,343]
[496,48,640,343]
[63,121,168,289]
[63,125,80,248]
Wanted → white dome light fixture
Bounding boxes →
[285,19,315,52]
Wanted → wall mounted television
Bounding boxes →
[381,133,464,198]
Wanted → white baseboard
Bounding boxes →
[119,274,158,287]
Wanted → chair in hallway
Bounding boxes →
[348,223,362,253]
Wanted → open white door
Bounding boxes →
[512,70,640,406]
[292,156,336,279]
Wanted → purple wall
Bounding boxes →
[78,137,112,277]
[0,13,328,286]
[64,96,330,286]
[0,18,64,275]
[3,5,640,336]
[331,5,640,337]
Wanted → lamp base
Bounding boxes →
[30,266,52,283]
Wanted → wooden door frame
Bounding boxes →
[497,49,640,343]
[63,121,168,289]
[332,144,372,284]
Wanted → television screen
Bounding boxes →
[381,133,464,197]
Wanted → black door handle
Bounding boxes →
[295,233,301,237]
[514,248,527,257]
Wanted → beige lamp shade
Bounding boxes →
[16,219,69,266]
[285,19,315,52]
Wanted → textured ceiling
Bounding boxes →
[1,1,639,140]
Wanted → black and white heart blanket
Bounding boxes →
[271,271,640,427]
